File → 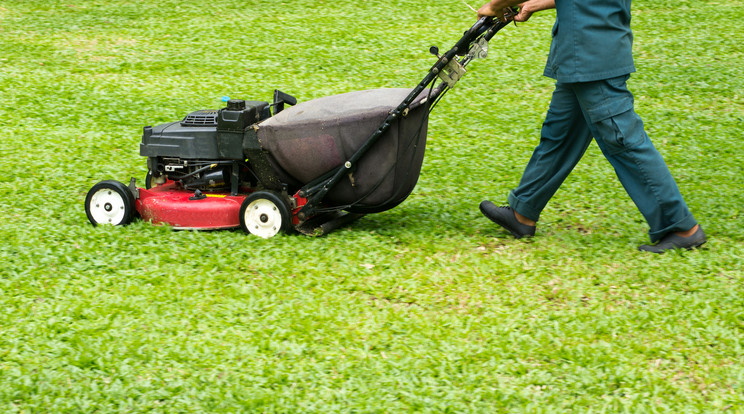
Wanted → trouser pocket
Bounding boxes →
[593,107,647,155]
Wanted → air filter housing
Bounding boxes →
[181,110,218,127]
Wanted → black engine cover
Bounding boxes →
[140,100,271,160]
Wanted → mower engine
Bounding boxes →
[141,99,273,193]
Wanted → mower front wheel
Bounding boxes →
[85,180,136,226]
[239,191,290,238]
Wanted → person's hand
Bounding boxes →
[514,3,534,22]
[477,2,513,21]
[477,0,554,22]
[514,0,556,22]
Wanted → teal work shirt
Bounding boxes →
[544,0,636,83]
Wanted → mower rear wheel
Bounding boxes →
[85,180,136,226]
[239,191,290,238]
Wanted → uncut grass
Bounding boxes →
[1,0,743,412]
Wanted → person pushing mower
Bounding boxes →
[476,0,707,253]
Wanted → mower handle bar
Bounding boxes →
[296,14,515,218]
[469,8,518,43]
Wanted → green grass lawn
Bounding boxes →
[1,0,743,412]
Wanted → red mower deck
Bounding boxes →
[137,183,247,230]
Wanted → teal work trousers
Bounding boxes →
[507,75,697,242]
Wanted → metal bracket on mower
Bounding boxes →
[438,59,466,88]
[128,177,140,199]
[469,38,489,60]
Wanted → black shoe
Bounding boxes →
[479,201,536,239]
[638,226,707,253]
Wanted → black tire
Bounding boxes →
[85,180,136,226]
[239,191,291,238]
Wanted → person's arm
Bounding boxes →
[477,0,555,22]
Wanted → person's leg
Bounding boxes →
[506,82,594,222]
[572,75,700,244]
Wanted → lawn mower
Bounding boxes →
[85,12,517,238]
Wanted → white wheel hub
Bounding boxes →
[243,198,283,238]
[88,188,128,225]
